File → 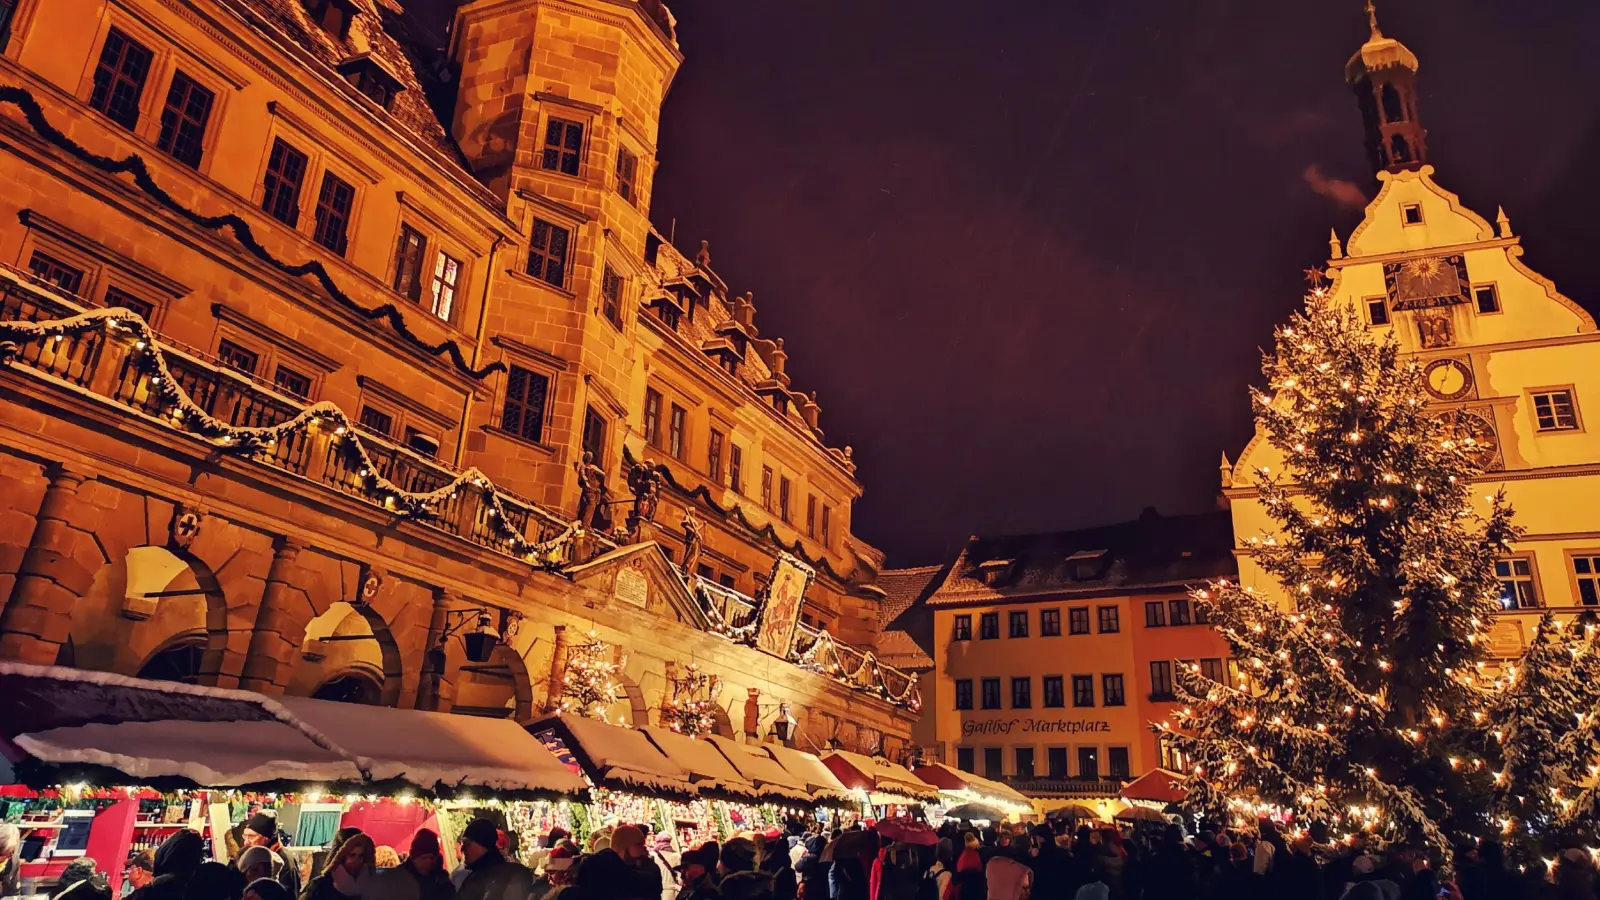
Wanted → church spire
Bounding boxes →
[1345,1,1427,175]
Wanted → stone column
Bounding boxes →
[237,538,305,694]
[0,464,91,664]
[744,687,761,741]
[544,624,569,712]
[414,588,452,712]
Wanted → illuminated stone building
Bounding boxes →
[0,0,916,756]
[903,510,1234,804]
[1225,9,1600,658]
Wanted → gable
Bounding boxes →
[564,542,711,631]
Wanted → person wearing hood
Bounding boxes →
[238,847,282,886]
[981,845,1030,900]
[241,813,301,899]
[675,843,720,900]
[714,838,779,900]
[366,830,455,900]
[530,842,579,900]
[132,830,206,900]
[455,819,531,900]
[300,833,376,900]
[946,835,983,900]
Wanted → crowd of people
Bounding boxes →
[8,813,1600,900]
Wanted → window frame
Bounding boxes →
[581,406,608,466]
[1570,551,1600,608]
[499,363,553,446]
[1096,605,1120,634]
[1400,203,1425,226]
[1067,607,1090,635]
[821,504,833,548]
[1015,747,1036,780]
[1149,660,1175,700]
[1494,555,1542,610]
[428,250,463,323]
[1200,657,1225,683]
[1010,676,1031,710]
[1528,386,1582,433]
[311,169,356,256]
[615,144,639,204]
[1040,608,1061,637]
[668,403,687,459]
[1042,675,1064,708]
[1168,597,1193,626]
[155,69,215,169]
[526,217,572,291]
[760,466,774,511]
[1071,674,1095,708]
[1046,746,1068,779]
[643,387,664,449]
[778,475,793,522]
[953,679,973,711]
[707,429,725,482]
[1144,600,1166,628]
[979,612,1000,640]
[1472,282,1502,315]
[982,747,1003,780]
[979,677,1001,710]
[1008,609,1029,639]
[87,26,153,131]
[1077,747,1099,780]
[1364,295,1390,327]
[1102,673,1125,707]
[806,494,818,538]
[260,136,309,227]
[956,747,975,774]
[1107,746,1130,780]
[951,615,972,642]
[729,445,745,494]
[600,264,624,326]
[539,114,587,177]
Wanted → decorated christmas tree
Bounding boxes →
[558,632,624,719]
[1156,290,1517,849]
[661,662,718,738]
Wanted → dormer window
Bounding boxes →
[1065,549,1107,581]
[303,0,356,41]
[338,56,403,111]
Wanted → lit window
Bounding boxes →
[1495,558,1539,609]
[1574,555,1600,607]
[1532,390,1579,432]
[429,253,461,321]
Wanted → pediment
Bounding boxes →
[565,542,711,631]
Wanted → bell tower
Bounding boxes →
[1345,1,1427,174]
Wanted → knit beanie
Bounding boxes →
[244,813,277,841]
[409,830,442,858]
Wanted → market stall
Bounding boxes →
[820,751,939,818]
[1119,768,1188,810]
[761,744,856,808]
[911,762,1034,822]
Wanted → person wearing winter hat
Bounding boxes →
[52,858,110,900]
[530,843,578,900]
[127,849,157,893]
[456,819,531,900]
[675,843,720,900]
[237,847,280,885]
[131,830,205,900]
[241,812,300,900]
[301,832,377,900]
[570,824,661,900]
[244,878,292,900]
[366,829,454,900]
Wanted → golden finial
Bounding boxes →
[1365,0,1382,39]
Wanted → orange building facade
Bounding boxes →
[0,0,916,757]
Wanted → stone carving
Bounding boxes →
[681,507,704,576]
[355,569,383,607]
[1417,313,1455,349]
[624,461,666,541]
[695,239,711,268]
[573,451,612,530]
[168,505,202,549]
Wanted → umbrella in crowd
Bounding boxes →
[1114,806,1168,823]
[875,816,939,846]
[821,829,880,861]
[1047,803,1102,821]
[941,802,1007,822]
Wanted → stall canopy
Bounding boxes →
[912,763,1032,812]
[763,744,855,806]
[527,714,697,798]
[0,663,362,788]
[822,751,940,803]
[704,737,813,805]
[1118,768,1188,805]
[274,696,587,799]
[638,727,761,802]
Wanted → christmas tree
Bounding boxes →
[559,632,624,719]
[1157,290,1517,849]
[661,662,717,738]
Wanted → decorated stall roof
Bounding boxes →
[638,727,762,802]
[912,763,1032,812]
[527,714,697,798]
[703,737,813,805]
[0,663,361,788]
[1118,768,1188,805]
[822,751,940,803]
[763,744,856,806]
[274,696,587,799]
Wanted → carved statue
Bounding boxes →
[695,239,712,269]
[1418,313,1455,349]
[624,461,666,541]
[573,451,612,530]
[681,507,705,576]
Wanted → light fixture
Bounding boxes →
[462,612,500,663]
[774,702,796,742]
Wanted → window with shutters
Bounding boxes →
[760,467,774,511]
[215,339,259,375]
[261,138,308,226]
[429,253,460,322]
[643,388,663,448]
[526,219,570,288]
[668,404,686,459]
[616,146,638,204]
[156,71,214,168]
[541,117,584,176]
[392,225,427,299]
[707,429,725,482]
[312,172,355,256]
[806,495,817,537]
[89,29,152,130]
[501,365,549,443]
[821,504,833,547]
[27,252,85,297]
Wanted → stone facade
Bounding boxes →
[0,0,913,758]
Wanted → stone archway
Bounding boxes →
[66,544,231,684]
[136,633,209,684]
[449,643,534,721]
[291,602,404,706]
[311,667,386,705]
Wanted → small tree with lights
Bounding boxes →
[661,662,718,738]
[1155,287,1517,850]
[559,631,625,719]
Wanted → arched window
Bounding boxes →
[138,639,207,684]
[312,672,384,705]
[1389,134,1411,164]
[1380,83,1406,123]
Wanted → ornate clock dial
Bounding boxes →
[1436,408,1501,472]
[1423,358,1473,401]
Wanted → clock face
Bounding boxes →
[1424,358,1473,401]
[1435,408,1502,472]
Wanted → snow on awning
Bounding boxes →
[1118,768,1188,805]
[821,750,939,803]
[912,763,1032,811]
[0,663,361,788]
[638,727,761,802]
[274,697,586,799]
[703,737,813,805]
[528,715,696,798]
[763,744,855,806]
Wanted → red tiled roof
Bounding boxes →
[875,629,932,670]
[875,565,943,627]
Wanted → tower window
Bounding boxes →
[668,404,686,459]
[600,265,622,325]
[541,117,585,176]
[1380,83,1405,123]
[616,147,638,204]
[526,219,570,288]
[581,406,607,463]
[1365,297,1390,326]
[392,225,428,299]
[1400,203,1424,225]
[89,29,152,130]
[643,388,663,448]
[429,252,461,322]
[501,365,550,443]
[1473,283,1501,315]
[1390,134,1413,166]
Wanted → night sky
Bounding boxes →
[646,0,1600,567]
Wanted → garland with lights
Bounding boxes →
[558,632,625,719]
[0,307,578,566]
[793,629,921,710]
[1154,290,1516,853]
[0,85,500,380]
[661,662,717,737]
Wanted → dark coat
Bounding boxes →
[455,850,532,900]
[131,831,206,900]
[1141,845,1196,900]
[297,873,362,900]
[565,849,659,900]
